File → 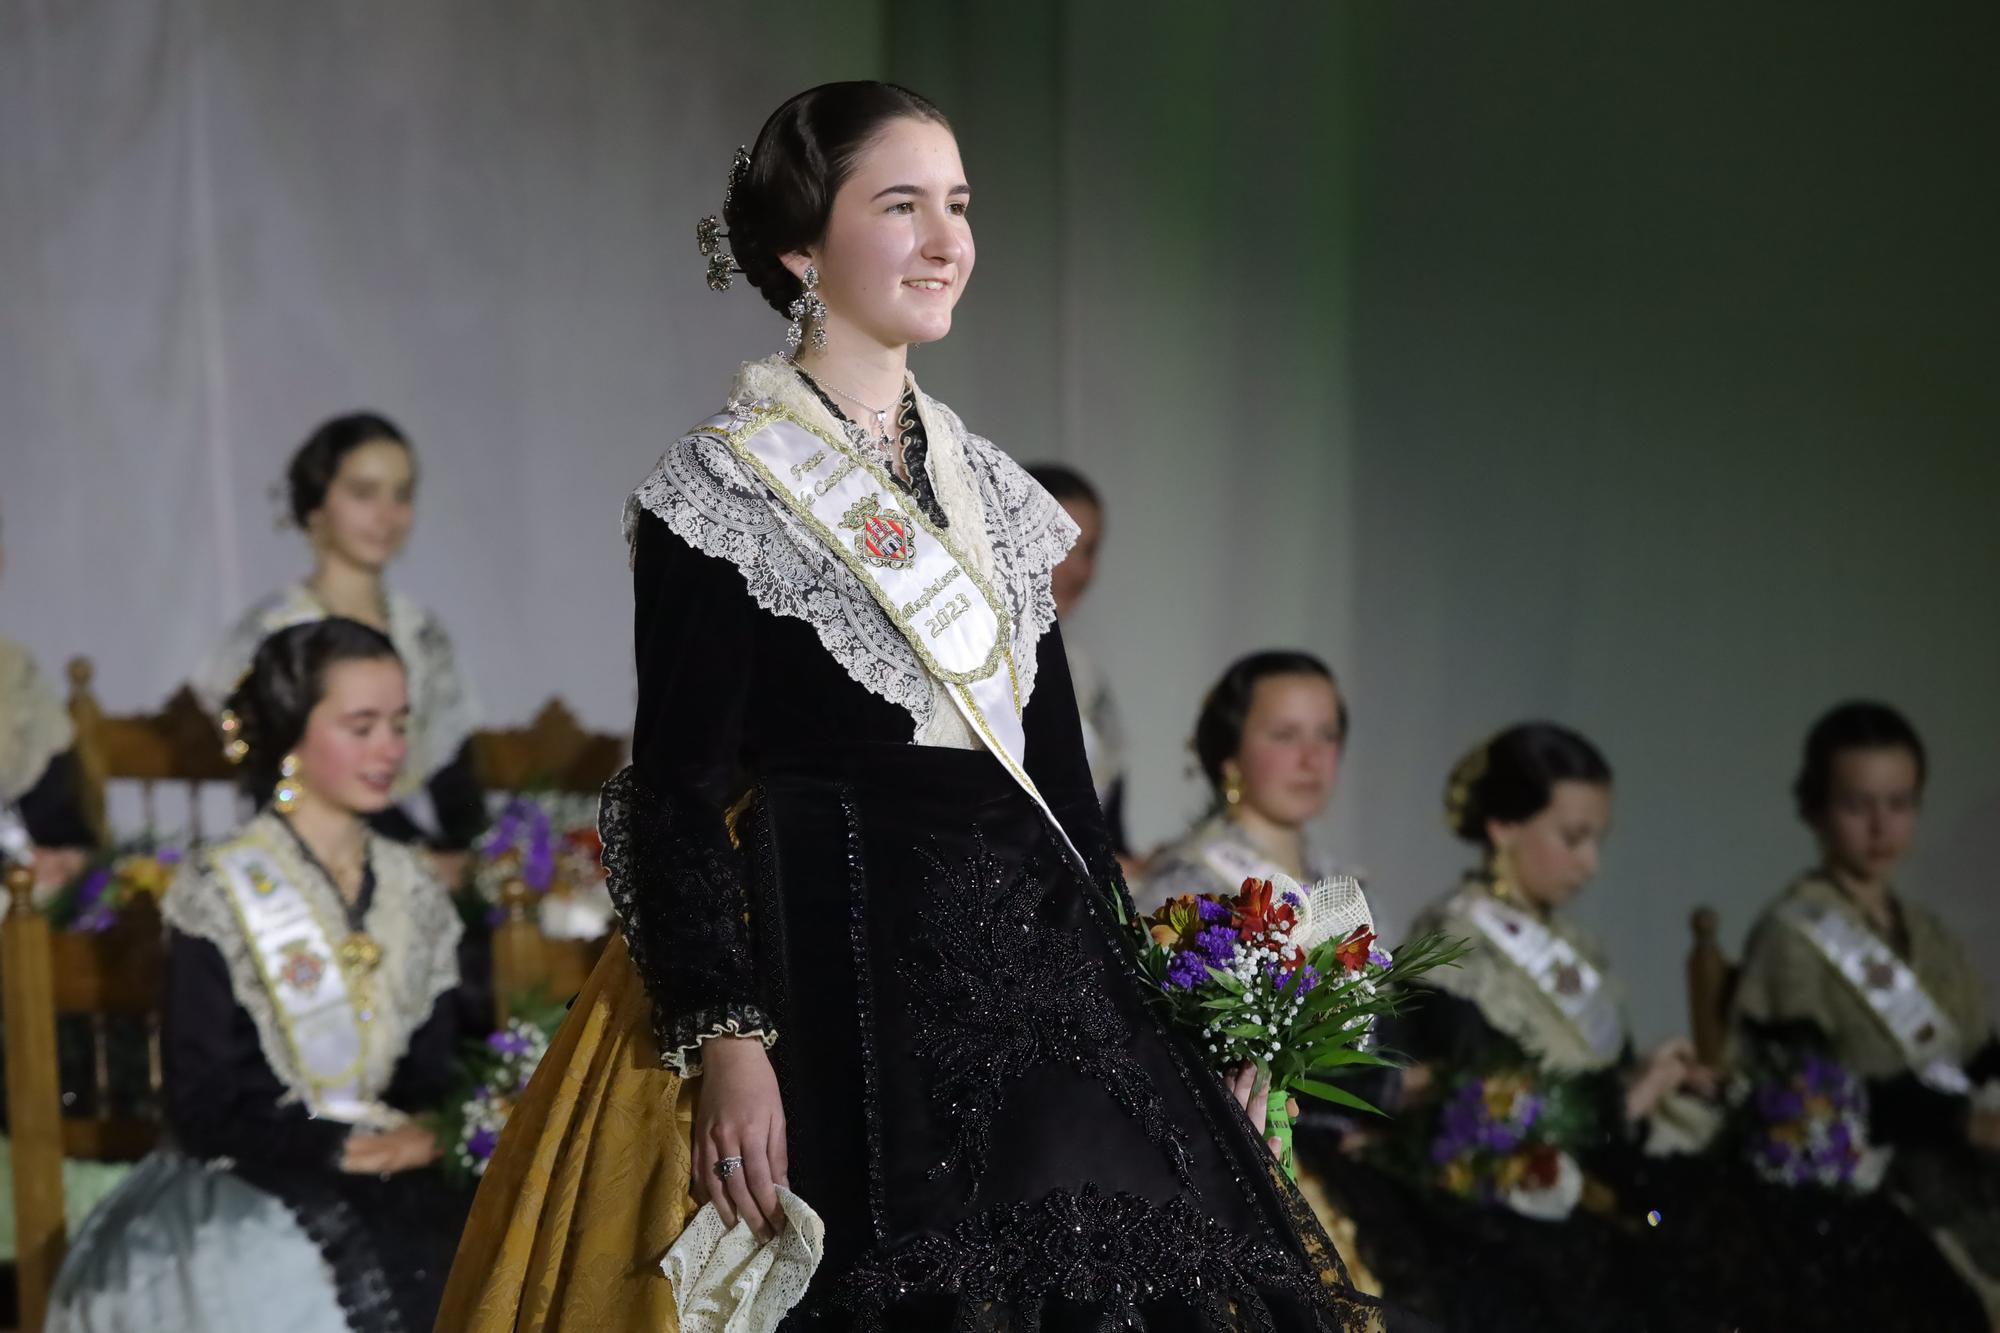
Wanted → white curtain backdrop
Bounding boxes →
[2,1,1992,1040]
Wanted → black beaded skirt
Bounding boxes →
[739,743,1396,1332]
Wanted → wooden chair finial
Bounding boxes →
[4,862,35,913]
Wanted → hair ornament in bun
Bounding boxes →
[1444,738,1492,832]
[696,146,752,292]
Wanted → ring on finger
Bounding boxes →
[715,1155,744,1181]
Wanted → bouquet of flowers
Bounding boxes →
[1134,873,1462,1174]
[1426,1068,1595,1220]
[469,793,612,940]
[46,839,184,932]
[1734,1048,1881,1193]
[432,996,567,1184]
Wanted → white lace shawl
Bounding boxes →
[626,357,1077,748]
[0,636,75,805]
[191,583,480,798]
[160,811,463,1110]
[1134,811,1333,917]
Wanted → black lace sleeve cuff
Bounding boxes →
[599,764,774,1075]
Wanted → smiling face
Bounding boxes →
[1489,780,1613,910]
[784,116,974,352]
[1813,746,1922,884]
[306,440,416,572]
[1226,673,1345,829]
[290,657,410,817]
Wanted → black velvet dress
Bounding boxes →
[601,391,1397,1330]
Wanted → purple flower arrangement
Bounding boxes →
[1742,1053,1871,1191]
[53,842,184,932]
[435,1005,565,1184]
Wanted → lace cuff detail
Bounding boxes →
[664,1004,780,1077]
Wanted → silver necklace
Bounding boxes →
[796,365,902,463]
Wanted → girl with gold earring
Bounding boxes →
[1136,649,1351,915]
[48,619,470,1333]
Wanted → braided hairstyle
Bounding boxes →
[723,82,950,316]
[1444,722,1612,846]
[223,618,402,805]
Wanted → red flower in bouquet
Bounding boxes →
[1334,925,1377,975]
[1231,877,1298,957]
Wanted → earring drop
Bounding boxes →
[786,264,829,354]
[273,754,302,814]
[1222,770,1244,808]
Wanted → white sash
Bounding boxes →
[211,843,383,1122]
[1465,896,1623,1063]
[1200,839,1288,895]
[1779,901,1969,1094]
[711,406,1085,874]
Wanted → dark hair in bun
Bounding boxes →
[224,618,402,803]
[1445,722,1612,845]
[725,81,950,317]
[287,412,411,527]
[1792,700,1926,821]
[1192,650,1346,794]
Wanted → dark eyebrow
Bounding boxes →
[869,183,973,201]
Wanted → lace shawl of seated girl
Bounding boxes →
[624,356,1075,751]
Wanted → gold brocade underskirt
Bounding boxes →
[436,933,697,1331]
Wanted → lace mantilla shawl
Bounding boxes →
[626,357,1077,748]
[191,583,480,799]
[0,637,74,804]
[1413,877,1629,1075]
[161,812,462,1111]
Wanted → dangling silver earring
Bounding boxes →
[786,264,828,355]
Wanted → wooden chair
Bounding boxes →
[2,863,166,1330]
[65,658,234,848]
[473,700,625,1025]
[470,698,626,796]
[1687,906,1738,1068]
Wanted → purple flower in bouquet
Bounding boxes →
[1192,925,1239,968]
[1164,951,1211,991]
[1755,1082,1806,1121]
[484,800,556,891]
[467,1126,499,1161]
[1267,961,1321,996]
[487,1029,535,1056]
[1368,946,1393,970]
[1196,897,1233,925]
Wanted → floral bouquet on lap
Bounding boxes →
[432,995,568,1184]
[1424,1068,1596,1221]
[1134,873,1463,1176]
[1729,1027,1886,1194]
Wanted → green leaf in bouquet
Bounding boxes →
[1292,1077,1387,1116]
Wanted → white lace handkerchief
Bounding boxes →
[663,1188,826,1332]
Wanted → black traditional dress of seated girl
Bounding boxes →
[1306,876,1984,1333]
[446,357,1399,1332]
[47,814,470,1332]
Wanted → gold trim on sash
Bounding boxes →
[1778,901,1969,1095]
[1464,895,1623,1063]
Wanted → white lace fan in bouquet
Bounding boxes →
[1276,871,1376,954]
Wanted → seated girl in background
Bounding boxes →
[193,413,485,860]
[1318,723,1980,1332]
[0,512,93,878]
[49,618,469,1332]
[1732,701,2000,1323]
[1137,649,1350,915]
